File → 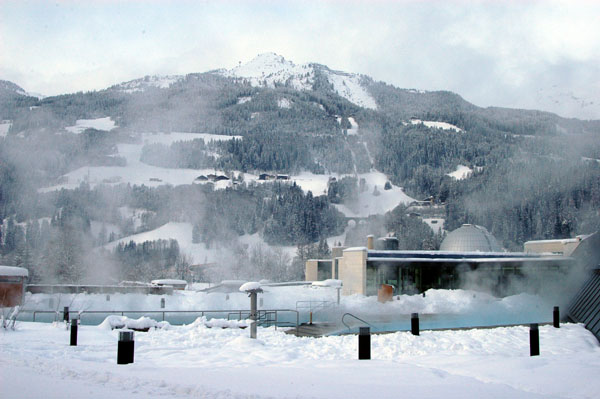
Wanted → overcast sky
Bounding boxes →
[1,0,599,119]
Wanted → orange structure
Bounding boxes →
[0,266,28,307]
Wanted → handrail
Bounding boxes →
[21,308,299,332]
[296,300,335,313]
[341,312,373,331]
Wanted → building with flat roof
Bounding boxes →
[306,225,576,297]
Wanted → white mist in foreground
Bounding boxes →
[22,288,561,329]
[1,319,598,398]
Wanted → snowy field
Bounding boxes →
[3,288,599,398]
[65,117,117,134]
[40,129,415,218]
[447,165,473,180]
[103,222,297,265]
[410,119,463,132]
[2,320,599,398]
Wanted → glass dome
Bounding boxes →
[440,224,503,252]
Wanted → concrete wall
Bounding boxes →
[305,259,319,281]
[340,248,367,295]
[524,238,581,256]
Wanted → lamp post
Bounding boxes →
[240,282,263,339]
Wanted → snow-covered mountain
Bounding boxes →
[219,52,377,110]
[0,80,44,99]
[0,79,29,97]
[110,74,185,93]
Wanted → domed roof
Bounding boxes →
[440,224,503,252]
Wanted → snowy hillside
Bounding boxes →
[410,119,463,132]
[65,117,117,134]
[103,222,297,264]
[110,75,184,93]
[447,165,473,180]
[220,53,377,109]
[41,132,241,191]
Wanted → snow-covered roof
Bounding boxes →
[0,266,29,278]
[343,247,368,252]
[311,279,342,288]
[151,279,188,286]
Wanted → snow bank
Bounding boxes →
[192,316,250,329]
[3,319,599,399]
[98,315,170,330]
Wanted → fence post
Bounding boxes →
[358,327,371,360]
[117,330,135,364]
[530,323,540,356]
[411,313,420,336]
[553,306,560,328]
[70,319,78,346]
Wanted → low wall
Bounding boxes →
[27,284,174,295]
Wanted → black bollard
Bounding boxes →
[70,319,78,346]
[160,298,165,309]
[63,306,69,322]
[553,306,560,328]
[358,327,371,360]
[117,330,135,364]
[530,323,540,356]
[411,313,420,336]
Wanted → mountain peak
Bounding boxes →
[221,53,313,91]
[220,53,378,109]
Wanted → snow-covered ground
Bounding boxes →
[65,117,117,134]
[3,290,599,399]
[346,116,359,135]
[447,165,473,180]
[331,172,414,218]
[326,72,377,110]
[277,98,292,109]
[103,222,296,264]
[40,132,240,192]
[410,119,463,132]
[0,120,11,137]
[112,75,184,93]
[423,217,445,234]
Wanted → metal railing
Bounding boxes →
[19,308,299,332]
[296,300,335,313]
[341,312,373,332]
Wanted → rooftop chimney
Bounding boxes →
[367,235,374,250]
